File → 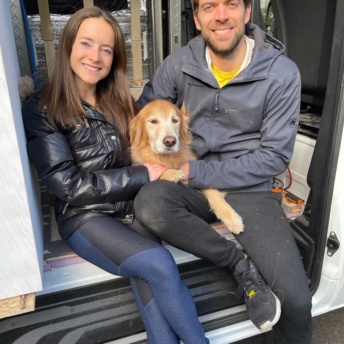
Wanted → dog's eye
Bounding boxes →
[172,118,179,124]
[150,119,158,124]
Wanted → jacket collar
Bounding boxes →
[182,23,285,84]
[82,101,107,122]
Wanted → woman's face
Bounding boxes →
[70,17,115,93]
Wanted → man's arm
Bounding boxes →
[188,71,301,191]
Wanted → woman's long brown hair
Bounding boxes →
[42,7,138,146]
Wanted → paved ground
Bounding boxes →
[233,307,344,344]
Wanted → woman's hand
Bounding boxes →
[144,163,168,181]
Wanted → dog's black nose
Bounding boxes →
[163,136,176,147]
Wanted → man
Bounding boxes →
[134,0,312,342]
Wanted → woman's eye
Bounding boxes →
[81,41,90,47]
[101,48,113,55]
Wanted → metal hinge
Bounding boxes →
[327,231,340,257]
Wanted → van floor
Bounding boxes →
[0,262,249,343]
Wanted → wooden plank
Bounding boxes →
[130,0,143,80]
[37,0,55,79]
[83,0,94,8]
[0,293,35,319]
[37,0,53,41]
[43,40,55,79]
[130,86,144,101]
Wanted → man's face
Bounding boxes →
[194,0,251,57]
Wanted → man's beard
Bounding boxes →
[203,29,244,58]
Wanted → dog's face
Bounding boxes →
[129,100,191,155]
[143,105,181,154]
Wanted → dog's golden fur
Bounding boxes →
[129,99,244,233]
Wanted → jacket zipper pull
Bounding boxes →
[62,203,69,214]
[84,116,90,128]
[215,92,220,111]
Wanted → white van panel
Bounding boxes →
[277,134,315,201]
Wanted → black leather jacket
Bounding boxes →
[22,96,149,239]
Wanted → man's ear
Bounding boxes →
[245,4,251,24]
[194,13,201,31]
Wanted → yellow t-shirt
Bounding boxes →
[212,63,242,88]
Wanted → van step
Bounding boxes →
[0,260,244,344]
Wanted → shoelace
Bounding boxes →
[237,267,266,299]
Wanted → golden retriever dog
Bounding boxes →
[129,99,244,234]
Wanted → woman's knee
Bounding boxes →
[147,248,180,281]
[121,247,179,283]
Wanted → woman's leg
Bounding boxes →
[126,220,178,343]
[66,215,208,344]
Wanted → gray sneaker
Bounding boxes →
[233,258,281,331]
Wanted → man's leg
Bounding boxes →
[228,191,313,344]
[134,180,244,270]
[134,181,281,331]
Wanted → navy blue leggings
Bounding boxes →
[66,216,208,344]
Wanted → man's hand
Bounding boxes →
[179,163,190,184]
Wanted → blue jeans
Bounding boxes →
[134,180,313,344]
[67,216,209,344]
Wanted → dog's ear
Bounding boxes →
[129,108,147,149]
[179,102,192,146]
[129,113,141,146]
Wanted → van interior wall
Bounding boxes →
[23,0,129,15]
[270,0,336,110]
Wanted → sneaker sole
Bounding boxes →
[258,294,282,332]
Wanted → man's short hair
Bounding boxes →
[191,0,251,13]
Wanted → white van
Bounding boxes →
[1,0,344,343]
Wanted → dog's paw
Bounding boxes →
[222,212,244,234]
[160,169,184,183]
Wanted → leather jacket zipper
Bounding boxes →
[84,116,90,128]
[62,203,69,214]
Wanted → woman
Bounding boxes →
[22,7,209,344]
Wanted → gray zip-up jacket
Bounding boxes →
[139,24,301,192]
